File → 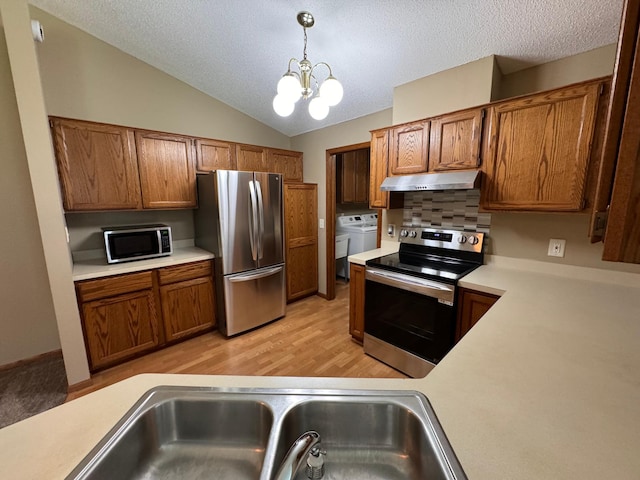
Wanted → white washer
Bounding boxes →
[336,214,378,279]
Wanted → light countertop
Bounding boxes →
[72,246,215,281]
[347,239,399,265]
[2,254,640,479]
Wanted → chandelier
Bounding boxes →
[273,11,343,120]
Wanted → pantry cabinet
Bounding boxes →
[455,288,500,342]
[481,80,603,211]
[389,120,430,175]
[135,130,197,209]
[50,117,142,211]
[195,138,236,172]
[284,183,318,302]
[75,260,215,371]
[158,261,215,342]
[76,271,161,370]
[429,108,484,171]
[349,263,366,342]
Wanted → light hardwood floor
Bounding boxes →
[67,282,406,401]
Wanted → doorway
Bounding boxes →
[325,142,380,300]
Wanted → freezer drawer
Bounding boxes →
[222,264,286,336]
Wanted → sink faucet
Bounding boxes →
[273,430,325,480]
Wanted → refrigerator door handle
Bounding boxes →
[255,179,265,259]
[227,265,284,282]
[248,180,259,261]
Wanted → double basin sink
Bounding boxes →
[66,387,467,480]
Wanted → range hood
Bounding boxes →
[380,170,480,192]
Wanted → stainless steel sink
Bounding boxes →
[66,387,466,480]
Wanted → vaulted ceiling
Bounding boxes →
[29,0,623,136]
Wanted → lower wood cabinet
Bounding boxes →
[349,263,366,343]
[76,260,215,371]
[455,287,499,342]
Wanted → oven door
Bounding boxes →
[363,267,456,378]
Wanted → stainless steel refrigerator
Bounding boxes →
[195,170,286,336]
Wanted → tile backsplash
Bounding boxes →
[402,189,491,233]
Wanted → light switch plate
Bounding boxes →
[319,218,325,229]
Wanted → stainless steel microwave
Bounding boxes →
[103,224,172,264]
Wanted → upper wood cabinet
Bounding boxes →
[195,138,236,172]
[268,148,304,182]
[135,130,197,209]
[339,149,369,204]
[589,0,640,264]
[236,144,267,171]
[284,183,318,302]
[481,80,603,211]
[429,108,484,171]
[369,129,404,209]
[50,117,142,211]
[389,120,430,175]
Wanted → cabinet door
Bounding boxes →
[481,82,602,211]
[389,120,430,175]
[354,149,370,203]
[195,138,236,172]
[236,144,267,172]
[349,263,366,342]
[455,288,499,343]
[284,183,318,302]
[268,148,303,182]
[340,150,370,204]
[160,276,215,342]
[82,289,160,370]
[135,131,197,209]
[429,108,483,171]
[369,129,390,208]
[50,117,141,211]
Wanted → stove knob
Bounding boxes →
[468,235,479,245]
[408,230,417,238]
[457,235,467,244]
[400,229,409,237]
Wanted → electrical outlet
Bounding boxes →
[387,224,396,236]
[548,238,566,257]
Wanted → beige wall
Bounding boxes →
[497,44,617,99]
[392,56,496,124]
[291,109,393,294]
[31,7,290,148]
[0,12,61,365]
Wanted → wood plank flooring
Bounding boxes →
[67,282,406,401]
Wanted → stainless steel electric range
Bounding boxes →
[364,227,485,378]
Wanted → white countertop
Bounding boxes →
[2,254,640,479]
[348,239,399,265]
[72,246,215,281]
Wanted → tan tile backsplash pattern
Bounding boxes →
[402,189,491,233]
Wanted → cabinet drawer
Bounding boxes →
[76,271,154,302]
[158,260,212,285]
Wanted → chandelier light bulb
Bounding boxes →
[319,76,343,107]
[277,74,302,102]
[273,94,295,117]
[308,96,329,120]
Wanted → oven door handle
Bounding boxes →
[365,267,455,304]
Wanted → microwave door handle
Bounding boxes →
[248,180,258,262]
[156,230,161,254]
[255,179,265,260]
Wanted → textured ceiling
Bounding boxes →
[29,0,623,137]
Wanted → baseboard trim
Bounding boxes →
[0,349,63,373]
[67,378,94,394]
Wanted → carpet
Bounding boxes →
[0,354,68,429]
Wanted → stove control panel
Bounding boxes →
[399,227,484,253]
